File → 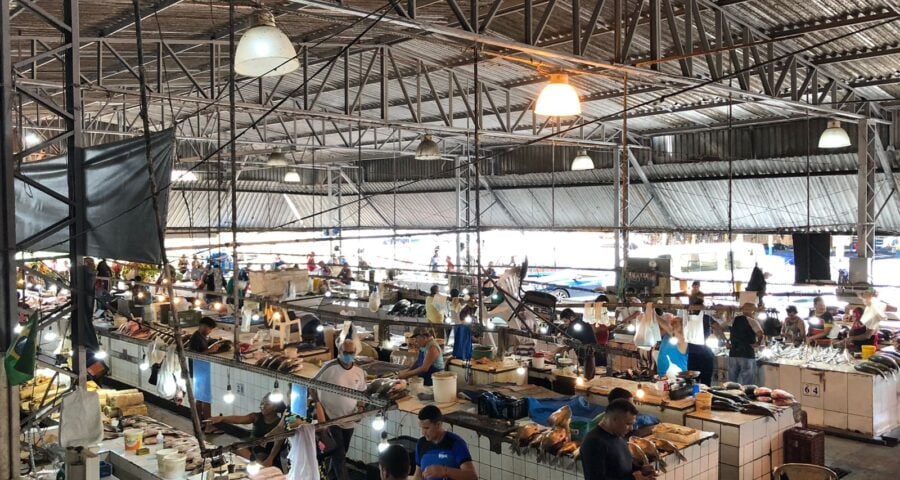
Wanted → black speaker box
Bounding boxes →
[792,234,831,283]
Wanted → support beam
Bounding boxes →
[767,8,898,38]
[812,43,900,65]
[627,147,674,225]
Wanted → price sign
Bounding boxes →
[803,383,820,397]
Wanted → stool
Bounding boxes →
[268,308,300,349]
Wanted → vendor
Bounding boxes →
[727,303,763,385]
[781,306,806,346]
[398,327,445,387]
[685,289,717,386]
[188,317,226,353]
[616,288,643,327]
[205,394,287,468]
[657,313,688,378]
[581,399,654,480]
[414,405,477,480]
[337,262,354,284]
[806,296,835,345]
[562,308,599,366]
[841,291,895,349]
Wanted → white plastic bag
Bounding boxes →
[157,344,181,400]
[368,287,382,313]
[60,388,103,448]
[684,311,706,345]
[634,303,662,347]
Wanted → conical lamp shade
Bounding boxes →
[235,11,300,78]
[818,120,851,149]
[267,151,289,167]
[535,73,581,117]
[415,134,441,160]
[283,170,301,183]
[571,150,594,170]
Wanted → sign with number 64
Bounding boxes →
[803,383,820,397]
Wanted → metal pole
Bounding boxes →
[473,45,483,324]
[228,0,241,360]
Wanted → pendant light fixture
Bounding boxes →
[269,381,284,403]
[223,371,235,404]
[171,169,199,182]
[267,150,289,167]
[535,73,581,117]
[283,170,301,183]
[234,10,300,78]
[571,149,594,170]
[414,134,441,160]
[818,120,851,149]
[23,131,43,148]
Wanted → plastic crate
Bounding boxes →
[783,427,825,466]
[477,393,529,421]
[570,414,603,441]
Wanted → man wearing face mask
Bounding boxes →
[312,339,368,480]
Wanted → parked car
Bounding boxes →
[525,270,615,300]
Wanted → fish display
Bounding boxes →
[758,344,854,365]
[650,438,686,462]
[513,423,543,454]
[547,405,572,429]
[630,437,667,472]
[535,427,569,462]
[628,442,649,466]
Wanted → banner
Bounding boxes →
[5,310,38,386]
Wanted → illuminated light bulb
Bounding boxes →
[705,337,719,349]
[517,365,526,375]
[316,324,324,332]
[445,316,453,324]
[161,278,169,285]
[492,293,500,300]
[137,292,145,300]
[223,385,235,404]
[464,316,473,324]
[486,321,495,330]
[372,415,385,431]
[269,382,283,404]
[818,120,851,149]
[573,323,583,332]
[539,325,548,335]
[44,328,58,342]
[462,289,469,296]
[246,461,261,476]
[626,324,636,333]
[251,314,260,322]
[325,291,332,298]
[234,10,300,78]
[157,294,167,302]
[378,435,390,453]
[669,336,679,346]
[576,375,585,387]
[535,73,581,117]
[94,349,108,360]
[349,293,358,300]
[757,313,767,321]
[14,324,24,335]
[194,299,202,307]
[272,311,281,321]
[213,302,223,311]
[139,355,150,371]
[636,384,646,400]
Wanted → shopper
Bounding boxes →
[581,399,655,480]
[841,290,896,349]
[178,254,189,274]
[445,256,455,274]
[727,303,763,385]
[413,405,477,480]
[806,296,835,345]
[781,306,805,346]
[563,309,599,366]
[312,339,368,480]
[685,293,716,386]
[429,250,440,273]
[424,285,444,337]
[379,444,411,480]
[96,259,112,293]
[398,327,445,387]
[656,313,688,378]
[484,261,497,279]
[307,252,317,272]
[688,281,703,305]
[205,394,287,468]
[188,317,226,353]
[337,262,354,284]
[317,261,333,277]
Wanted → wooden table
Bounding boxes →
[575,376,696,425]
[447,358,526,388]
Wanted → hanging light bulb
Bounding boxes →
[818,120,851,149]
[44,326,58,342]
[492,293,500,301]
[246,461,262,476]
[378,432,390,453]
[325,291,332,298]
[462,288,469,295]
[414,134,441,160]
[636,384,646,400]
[251,313,260,322]
[445,316,453,324]
[464,316,473,324]
[213,301,223,311]
[571,149,594,171]
[23,131,43,148]
[139,354,150,371]
[283,170,301,183]
[372,415,385,431]
[171,169,199,182]
[517,365,526,375]
[705,336,720,349]
[486,321,495,330]
[576,375,585,387]
[626,324,636,333]
[269,381,284,404]
[94,349,108,360]
[316,324,324,332]
[194,298,203,307]
[234,10,300,78]
[223,385,236,404]
[535,73,581,117]
[13,324,23,335]
[266,149,290,167]
[573,322,583,332]
[157,294,167,302]
[668,336,679,346]
[137,291,145,300]
[539,325,548,335]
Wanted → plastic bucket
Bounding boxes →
[159,453,186,480]
[861,345,876,360]
[432,371,457,404]
[695,391,712,411]
[155,449,179,471]
[532,352,546,369]
[123,429,143,452]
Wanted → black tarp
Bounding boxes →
[15,129,175,264]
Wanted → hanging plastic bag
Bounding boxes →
[59,388,103,448]
[157,344,181,400]
[634,303,662,347]
[368,287,381,313]
[683,310,706,345]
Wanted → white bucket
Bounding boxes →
[123,429,143,452]
[159,453,186,480]
[532,355,545,370]
[155,448,179,471]
[432,371,457,404]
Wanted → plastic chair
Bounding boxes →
[772,463,838,480]
[268,308,301,349]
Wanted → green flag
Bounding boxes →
[5,310,38,386]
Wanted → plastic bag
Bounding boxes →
[684,311,706,345]
[60,388,103,448]
[368,287,381,313]
[156,344,181,399]
[634,303,661,347]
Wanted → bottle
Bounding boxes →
[156,431,164,448]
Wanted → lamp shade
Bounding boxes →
[571,150,594,170]
[171,169,199,182]
[818,120,851,149]
[267,150,289,167]
[415,134,441,160]
[535,73,581,117]
[283,170,301,183]
[234,11,300,78]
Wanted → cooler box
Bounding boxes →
[783,427,825,466]
[570,413,603,441]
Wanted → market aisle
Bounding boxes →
[824,436,898,479]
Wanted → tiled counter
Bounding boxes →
[576,376,697,426]
[686,406,800,480]
[758,360,899,438]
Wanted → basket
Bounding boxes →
[477,392,528,421]
[783,427,825,466]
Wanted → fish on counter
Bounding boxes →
[649,437,686,462]
[630,437,667,472]
[628,442,650,467]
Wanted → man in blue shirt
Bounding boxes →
[414,405,477,480]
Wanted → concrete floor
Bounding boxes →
[150,405,898,479]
